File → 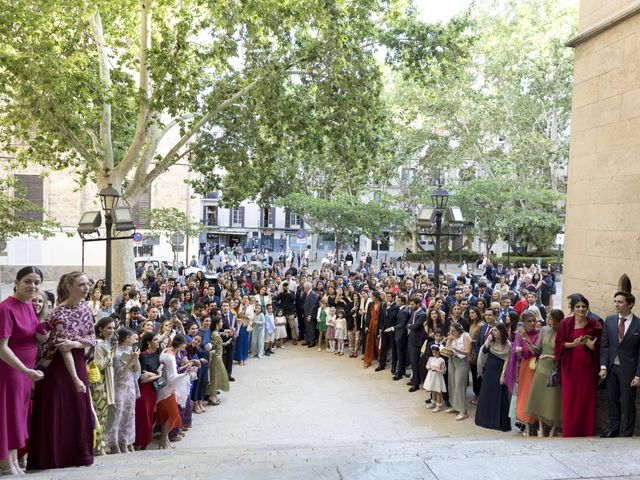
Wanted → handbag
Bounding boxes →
[546,368,561,387]
[528,357,538,370]
[87,360,101,384]
[151,376,168,392]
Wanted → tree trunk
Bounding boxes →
[111,237,136,295]
[335,238,342,268]
[99,175,136,295]
[310,230,319,263]
[410,228,418,253]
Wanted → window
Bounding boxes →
[131,189,151,228]
[202,205,217,226]
[261,207,276,228]
[14,174,43,223]
[286,211,303,228]
[133,245,153,257]
[619,274,632,293]
[204,191,219,200]
[231,207,245,226]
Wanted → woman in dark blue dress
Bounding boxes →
[475,323,511,432]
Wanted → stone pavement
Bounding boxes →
[26,343,640,480]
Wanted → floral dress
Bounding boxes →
[106,346,139,448]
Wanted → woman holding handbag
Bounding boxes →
[525,309,564,437]
[506,310,540,436]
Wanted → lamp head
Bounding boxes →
[99,183,120,213]
[431,186,449,211]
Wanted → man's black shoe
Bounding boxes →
[601,431,619,438]
[393,375,402,381]
[425,398,432,404]
[406,381,412,386]
[229,376,235,382]
[408,386,419,392]
[375,366,384,372]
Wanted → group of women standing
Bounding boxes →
[0,266,221,475]
[472,294,602,437]
[0,268,96,474]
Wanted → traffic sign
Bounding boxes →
[132,232,143,242]
[296,229,306,240]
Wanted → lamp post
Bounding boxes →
[98,183,120,295]
[431,186,449,289]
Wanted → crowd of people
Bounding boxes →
[1,254,638,475]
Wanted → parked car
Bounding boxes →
[134,257,174,276]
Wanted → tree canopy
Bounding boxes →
[0,0,471,287]
[387,0,575,254]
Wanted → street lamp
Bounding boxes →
[431,186,449,289]
[99,184,120,296]
[77,184,134,296]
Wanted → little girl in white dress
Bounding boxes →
[424,344,447,412]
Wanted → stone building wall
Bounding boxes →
[566,0,640,436]
[564,1,640,318]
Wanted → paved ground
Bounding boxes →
[26,342,640,480]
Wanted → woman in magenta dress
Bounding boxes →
[0,267,46,475]
[28,272,96,471]
[555,294,602,437]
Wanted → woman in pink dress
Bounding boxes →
[0,266,46,475]
[555,294,602,437]
[28,272,96,471]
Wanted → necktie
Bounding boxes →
[618,316,626,340]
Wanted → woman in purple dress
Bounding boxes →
[0,267,46,475]
[27,272,96,471]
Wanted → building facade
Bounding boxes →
[564,0,640,315]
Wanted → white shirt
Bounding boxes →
[619,313,633,337]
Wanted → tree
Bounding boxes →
[0,177,64,243]
[279,193,407,262]
[454,177,564,255]
[387,0,575,253]
[143,208,205,269]
[0,0,471,292]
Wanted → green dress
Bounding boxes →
[207,331,229,394]
[525,326,562,425]
[317,308,328,332]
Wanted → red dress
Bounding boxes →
[27,303,96,470]
[555,316,602,437]
[0,297,38,460]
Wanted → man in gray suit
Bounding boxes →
[600,291,640,437]
[303,282,319,348]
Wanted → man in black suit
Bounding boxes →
[600,291,640,437]
[377,292,398,372]
[406,297,426,392]
[387,295,410,380]
[219,300,237,382]
[303,282,319,348]
[296,277,307,342]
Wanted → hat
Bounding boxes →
[430,344,441,351]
